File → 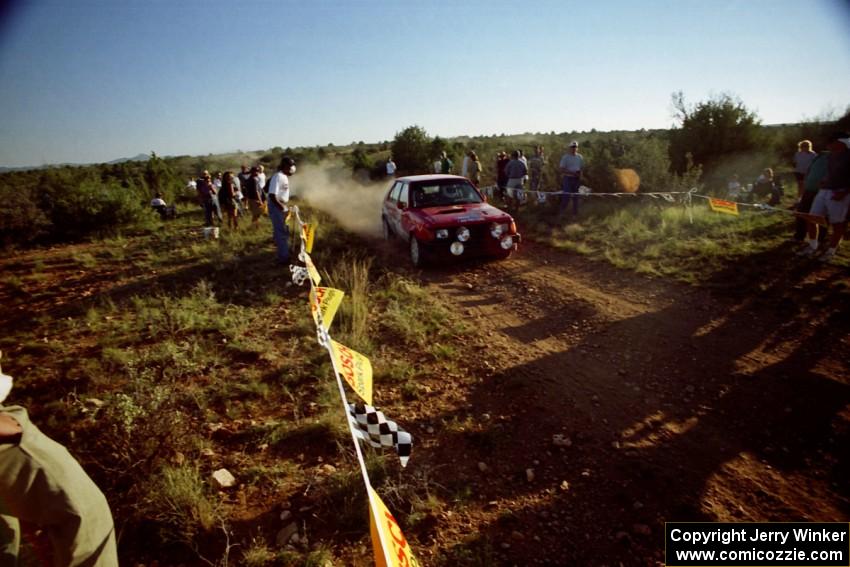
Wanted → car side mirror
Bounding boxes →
[482,195,488,203]
[397,201,406,210]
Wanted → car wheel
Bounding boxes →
[409,235,426,267]
[382,217,392,241]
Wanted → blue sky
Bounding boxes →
[1,0,849,167]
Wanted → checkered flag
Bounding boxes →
[348,403,412,467]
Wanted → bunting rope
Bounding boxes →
[287,205,420,567]
[481,184,810,224]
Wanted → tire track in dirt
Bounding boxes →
[412,241,850,565]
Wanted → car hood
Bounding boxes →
[414,203,512,225]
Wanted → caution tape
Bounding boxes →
[482,184,812,225]
[288,207,419,567]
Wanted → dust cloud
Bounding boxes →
[291,162,389,237]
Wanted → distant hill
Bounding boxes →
[0,153,150,173]
[106,153,150,165]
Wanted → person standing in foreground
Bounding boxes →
[386,156,397,178]
[267,157,296,266]
[806,132,850,263]
[0,351,118,566]
[559,141,584,217]
[794,148,830,248]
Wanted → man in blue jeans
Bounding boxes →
[558,141,584,217]
[267,157,296,265]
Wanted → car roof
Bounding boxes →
[395,174,470,183]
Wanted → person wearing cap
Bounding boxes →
[267,157,296,266]
[558,141,584,217]
[0,351,118,566]
[806,132,850,262]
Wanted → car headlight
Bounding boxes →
[456,226,470,242]
[490,223,507,238]
[500,235,514,250]
[450,242,465,255]
[436,229,449,239]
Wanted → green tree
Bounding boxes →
[391,126,432,175]
[144,152,180,201]
[669,92,762,183]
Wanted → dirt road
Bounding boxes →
[405,241,850,565]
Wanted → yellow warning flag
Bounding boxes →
[708,198,739,216]
[301,223,316,254]
[302,252,322,286]
[309,287,344,329]
[369,486,421,567]
[330,339,372,404]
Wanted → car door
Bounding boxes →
[396,183,410,240]
[383,182,402,237]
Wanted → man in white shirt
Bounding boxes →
[558,141,584,216]
[386,157,397,177]
[461,152,470,177]
[267,157,295,265]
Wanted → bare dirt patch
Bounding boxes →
[2,226,848,566]
[398,240,850,565]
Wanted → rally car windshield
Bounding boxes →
[411,182,483,208]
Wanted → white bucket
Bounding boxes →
[203,227,220,240]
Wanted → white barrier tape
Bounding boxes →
[481,184,697,199]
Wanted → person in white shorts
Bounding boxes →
[808,132,850,263]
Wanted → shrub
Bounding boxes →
[391,126,432,175]
[0,185,51,245]
[42,178,146,239]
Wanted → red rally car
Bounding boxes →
[381,175,521,267]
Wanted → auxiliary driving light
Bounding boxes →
[436,229,449,239]
[456,226,471,242]
[490,223,505,238]
[450,242,465,256]
[500,236,514,250]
